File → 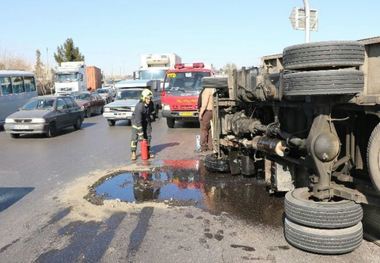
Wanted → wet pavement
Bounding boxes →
[89,160,285,228]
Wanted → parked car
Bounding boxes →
[96,88,113,104]
[4,95,83,138]
[72,92,105,118]
[103,80,161,126]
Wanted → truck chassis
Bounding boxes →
[205,37,380,254]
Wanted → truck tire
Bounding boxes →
[367,123,380,191]
[285,187,363,229]
[167,118,175,128]
[284,218,363,254]
[283,41,365,70]
[107,120,115,126]
[204,154,230,173]
[283,69,364,96]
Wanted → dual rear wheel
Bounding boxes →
[284,187,363,254]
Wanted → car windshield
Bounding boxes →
[116,90,142,100]
[165,72,210,92]
[22,98,55,110]
[139,69,166,80]
[73,93,91,100]
[55,73,79,82]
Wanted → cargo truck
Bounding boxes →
[54,61,87,95]
[205,37,380,254]
[136,53,181,82]
[86,66,102,91]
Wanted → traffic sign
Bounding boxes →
[289,7,318,31]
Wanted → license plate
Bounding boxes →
[179,112,194,117]
[14,124,30,130]
[115,112,132,117]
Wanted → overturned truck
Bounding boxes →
[204,37,380,254]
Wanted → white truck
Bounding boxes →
[54,61,87,95]
[136,53,181,82]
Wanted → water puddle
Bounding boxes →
[88,160,284,227]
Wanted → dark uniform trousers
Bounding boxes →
[200,110,213,151]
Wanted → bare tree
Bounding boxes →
[0,49,31,70]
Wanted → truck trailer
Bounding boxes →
[86,66,102,91]
[205,37,380,254]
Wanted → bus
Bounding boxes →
[0,70,37,125]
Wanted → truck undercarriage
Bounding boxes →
[205,38,380,254]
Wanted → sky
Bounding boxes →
[1,0,379,76]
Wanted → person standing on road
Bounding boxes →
[130,88,156,161]
[198,86,215,152]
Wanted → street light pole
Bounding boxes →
[303,0,310,43]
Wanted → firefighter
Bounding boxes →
[130,88,156,161]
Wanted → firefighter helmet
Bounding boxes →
[141,89,153,99]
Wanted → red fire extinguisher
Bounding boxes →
[141,139,149,160]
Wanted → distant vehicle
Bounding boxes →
[96,88,113,103]
[54,61,87,95]
[135,53,182,90]
[137,53,181,81]
[103,80,161,126]
[4,95,83,138]
[161,63,213,128]
[72,92,105,118]
[0,70,38,125]
[86,66,102,91]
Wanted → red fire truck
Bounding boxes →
[161,63,213,128]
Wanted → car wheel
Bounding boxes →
[284,218,363,254]
[285,187,363,229]
[367,123,380,191]
[108,120,115,126]
[10,133,20,139]
[204,153,230,173]
[283,41,365,70]
[47,123,57,137]
[167,118,175,128]
[85,109,91,118]
[73,118,82,130]
[283,69,364,96]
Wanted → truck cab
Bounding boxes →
[161,63,213,128]
[54,61,87,95]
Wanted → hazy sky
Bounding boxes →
[1,0,379,75]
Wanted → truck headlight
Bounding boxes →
[32,118,46,123]
[130,107,135,112]
[104,107,111,112]
[162,104,170,111]
[5,118,15,123]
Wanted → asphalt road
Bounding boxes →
[0,115,379,263]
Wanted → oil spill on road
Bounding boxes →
[88,160,284,227]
